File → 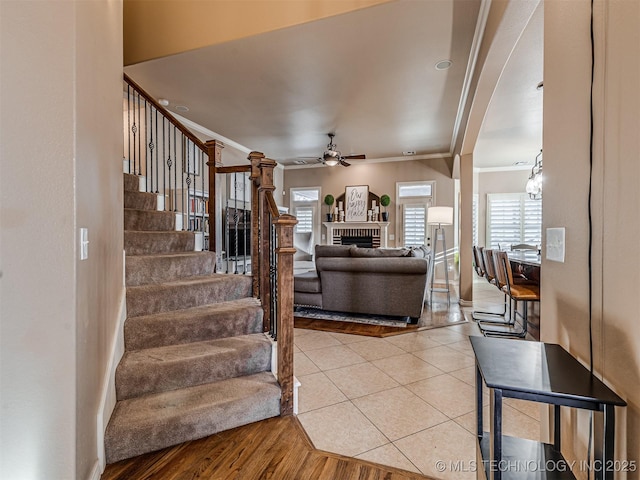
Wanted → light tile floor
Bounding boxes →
[295,277,543,479]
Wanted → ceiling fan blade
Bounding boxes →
[339,159,351,167]
[343,154,366,160]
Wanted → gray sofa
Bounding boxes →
[294,244,432,321]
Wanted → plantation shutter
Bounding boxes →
[294,206,313,233]
[523,198,542,245]
[403,204,427,246]
[486,194,542,249]
[472,194,479,246]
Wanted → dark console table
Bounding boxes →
[470,336,626,480]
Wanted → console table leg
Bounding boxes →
[476,364,483,438]
[554,404,561,450]
[594,405,615,480]
[490,388,503,480]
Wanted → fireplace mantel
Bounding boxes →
[323,221,389,248]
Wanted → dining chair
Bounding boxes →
[481,250,540,338]
[474,249,517,334]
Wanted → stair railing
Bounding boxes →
[124,75,296,415]
[215,165,253,274]
[123,74,215,251]
[249,151,297,416]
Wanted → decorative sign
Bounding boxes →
[345,185,369,222]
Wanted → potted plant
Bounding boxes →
[380,194,391,221]
[324,194,335,222]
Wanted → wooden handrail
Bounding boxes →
[217,165,251,174]
[124,73,206,153]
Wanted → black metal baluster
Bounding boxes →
[144,99,149,191]
[185,139,192,233]
[162,116,166,204]
[233,173,239,274]
[154,109,159,193]
[127,84,132,173]
[135,92,140,175]
[181,135,186,229]
[166,118,172,212]
[242,173,248,274]
[201,148,206,249]
[270,216,277,339]
[225,197,230,273]
[173,126,177,212]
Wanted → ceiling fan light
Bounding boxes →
[324,156,339,167]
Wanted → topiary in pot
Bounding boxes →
[380,194,391,221]
[324,194,335,222]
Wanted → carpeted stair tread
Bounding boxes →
[116,333,272,400]
[123,173,141,192]
[124,297,263,350]
[126,274,253,317]
[126,251,217,286]
[124,208,176,231]
[124,190,157,211]
[125,230,195,255]
[105,371,281,464]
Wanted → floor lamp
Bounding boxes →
[427,206,453,304]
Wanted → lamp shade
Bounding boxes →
[427,206,453,225]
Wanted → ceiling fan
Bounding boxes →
[315,133,366,167]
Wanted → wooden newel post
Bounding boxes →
[249,151,277,331]
[274,214,297,416]
[205,140,224,252]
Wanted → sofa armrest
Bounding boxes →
[316,257,428,275]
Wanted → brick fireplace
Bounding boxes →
[322,221,389,248]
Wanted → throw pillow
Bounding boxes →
[350,246,410,258]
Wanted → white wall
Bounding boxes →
[0,1,124,479]
[543,0,639,472]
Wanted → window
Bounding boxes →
[472,194,479,246]
[396,181,435,247]
[294,206,313,233]
[292,189,319,202]
[403,204,427,246]
[399,183,432,197]
[486,194,542,249]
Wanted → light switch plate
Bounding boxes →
[80,227,89,260]
[389,234,395,241]
[546,227,565,262]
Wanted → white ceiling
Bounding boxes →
[124,0,543,170]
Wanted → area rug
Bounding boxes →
[293,307,408,328]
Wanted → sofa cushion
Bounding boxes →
[408,245,432,258]
[315,244,352,258]
[349,246,410,258]
[294,271,322,293]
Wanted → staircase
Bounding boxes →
[104,173,281,464]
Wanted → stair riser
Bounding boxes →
[125,209,176,231]
[123,173,141,192]
[126,252,216,286]
[124,191,157,211]
[124,231,195,255]
[105,374,281,464]
[124,305,263,350]
[126,276,253,317]
[116,340,271,400]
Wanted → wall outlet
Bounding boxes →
[389,234,395,241]
[546,227,565,262]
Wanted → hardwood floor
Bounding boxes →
[101,415,436,480]
[294,316,417,337]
